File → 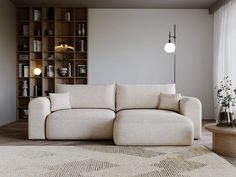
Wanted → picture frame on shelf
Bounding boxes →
[19,54,29,60]
[77,64,87,77]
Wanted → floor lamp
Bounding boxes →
[164,25,176,83]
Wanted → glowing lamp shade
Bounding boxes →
[164,42,176,53]
[34,68,42,76]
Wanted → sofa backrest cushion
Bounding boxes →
[55,84,115,110]
[116,84,176,111]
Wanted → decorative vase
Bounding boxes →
[217,105,235,127]
[65,12,71,21]
[82,24,85,36]
[22,80,28,96]
[68,63,72,77]
[80,40,84,52]
[78,24,81,36]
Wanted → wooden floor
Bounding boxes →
[0,120,236,166]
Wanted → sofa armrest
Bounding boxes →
[179,96,202,139]
[28,97,51,139]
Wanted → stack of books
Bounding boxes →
[33,40,42,52]
[18,64,29,77]
[33,9,41,21]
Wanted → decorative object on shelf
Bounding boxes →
[23,42,28,51]
[35,28,41,36]
[19,54,29,60]
[22,80,28,96]
[65,12,71,21]
[68,63,72,77]
[22,109,28,119]
[164,24,176,83]
[58,67,68,77]
[82,24,85,36]
[34,80,42,97]
[48,29,53,36]
[55,42,74,53]
[45,65,54,77]
[80,40,85,52]
[33,9,41,21]
[33,40,42,52]
[216,76,236,127]
[77,64,87,77]
[22,25,29,36]
[47,55,54,60]
[78,24,82,36]
[34,84,38,96]
[33,68,42,77]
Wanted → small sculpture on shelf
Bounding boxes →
[65,11,71,21]
[22,109,28,119]
[47,55,54,60]
[22,80,28,96]
[58,68,68,77]
[68,63,72,77]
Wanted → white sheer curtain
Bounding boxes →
[213,0,236,117]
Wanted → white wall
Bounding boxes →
[88,9,213,119]
[0,0,16,125]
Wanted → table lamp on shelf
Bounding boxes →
[33,68,42,77]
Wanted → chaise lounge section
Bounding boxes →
[113,84,201,145]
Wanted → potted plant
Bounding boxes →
[216,76,236,127]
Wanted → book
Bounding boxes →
[33,40,42,52]
[18,63,23,77]
[22,25,29,36]
[23,65,29,77]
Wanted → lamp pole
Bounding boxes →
[172,25,176,83]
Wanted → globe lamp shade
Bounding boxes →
[164,42,176,53]
[34,68,42,76]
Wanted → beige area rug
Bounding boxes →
[0,145,236,177]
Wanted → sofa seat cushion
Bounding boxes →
[46,109,116,140]
[113,109,194,145]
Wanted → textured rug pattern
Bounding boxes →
[0,145,236,177]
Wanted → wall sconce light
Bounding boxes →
[55,42,75,53]
[33,68,42,76]
[164,24,177,83]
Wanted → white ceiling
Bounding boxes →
[11,0,218,9]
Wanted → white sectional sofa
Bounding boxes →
[28,84,202,145]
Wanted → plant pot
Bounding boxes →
[217,106,235,127]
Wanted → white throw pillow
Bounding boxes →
[159,93,181,112]
[49,92,71,111]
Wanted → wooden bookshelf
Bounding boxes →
[16,7,88,120]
